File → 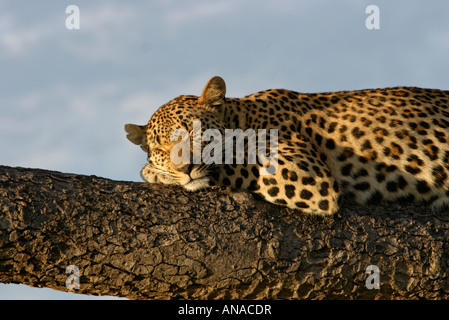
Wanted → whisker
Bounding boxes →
[145,164,172,176]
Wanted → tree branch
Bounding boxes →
[0,165,448,299]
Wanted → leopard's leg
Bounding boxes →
[215,137,341,215]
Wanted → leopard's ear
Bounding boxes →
[198,76,226,106]
[124,124,146,146]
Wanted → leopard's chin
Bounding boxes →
[183,177,210,191]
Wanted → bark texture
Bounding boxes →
[1,165,449,300]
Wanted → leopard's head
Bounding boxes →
[125,76,227,190]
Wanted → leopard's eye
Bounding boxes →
[152,146,165,153]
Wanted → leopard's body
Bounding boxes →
[125,76,449,215]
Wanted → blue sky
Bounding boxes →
[1,0,448,299]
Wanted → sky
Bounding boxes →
[0,0,448,299]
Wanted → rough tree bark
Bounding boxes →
[0,165,449,300]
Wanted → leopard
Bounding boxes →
[125,76,449,215]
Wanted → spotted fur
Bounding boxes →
[125,76,449,215]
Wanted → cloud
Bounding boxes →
[0,82,122,171]
[163,1,239,35]
[429,31,449,50]
[0,15,52,57]
[0,3,142,62]
[61,4,142,62]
